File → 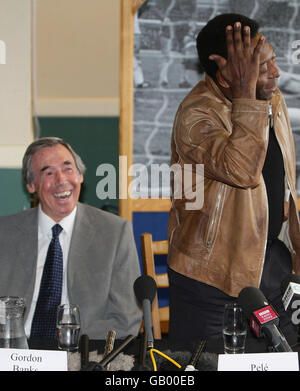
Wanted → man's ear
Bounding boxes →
[26,182,36,194]
[216,70,230,88]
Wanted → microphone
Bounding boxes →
[79,334,90,370]
[102,330,116,371]
[98,334,135,369]
[81,334,135,371]
[133,275,157,349]
[184,339,206,371]
[238,286,292,352]
[281,274,300,314]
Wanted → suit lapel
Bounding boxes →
[67,204,98,301]
[14,208,39,319]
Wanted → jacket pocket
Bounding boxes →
[205,183,226,252]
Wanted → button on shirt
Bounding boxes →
[25,205,77,337]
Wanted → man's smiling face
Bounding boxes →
[26,144,83,222]
[253,35,280,100]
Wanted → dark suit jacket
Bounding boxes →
[0,203,142,339]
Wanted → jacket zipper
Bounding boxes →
[258,179,269,286]
[206,183,224,251]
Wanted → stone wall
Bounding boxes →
[134,0,300,195]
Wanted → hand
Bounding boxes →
[209,22,265,99]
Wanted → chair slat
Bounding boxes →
[141,233,169,339]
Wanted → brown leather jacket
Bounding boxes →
[168,75,300,297]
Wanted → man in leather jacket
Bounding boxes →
[167,13,300,343]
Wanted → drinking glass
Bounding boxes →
[57,304,81,352]
[222,303,247,354]
[0,296,28,349]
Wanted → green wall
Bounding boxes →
[0,116,119,217]
[0,169,30,216]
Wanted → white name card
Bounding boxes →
[218,352,299,371]
[0,348,68,371]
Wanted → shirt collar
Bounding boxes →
[38,204,77,238]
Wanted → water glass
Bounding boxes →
[57,304,81,352]
[0,296,28,349]
[222,303,247,354]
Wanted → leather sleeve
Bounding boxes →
[175,98,270,189]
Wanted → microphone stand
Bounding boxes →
[132,330,151,371]
[184,339,206,371]
[80,334,90,370]
[81,334,135,371]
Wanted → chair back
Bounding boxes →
[141,232,169,339]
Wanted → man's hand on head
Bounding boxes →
[209,22,265,99]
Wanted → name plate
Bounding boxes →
[0,348,68,371]
[218,352,299,371]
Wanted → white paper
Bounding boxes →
[0,348,68,371]
[218,352,299,371]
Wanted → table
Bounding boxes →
[27,331,300,371]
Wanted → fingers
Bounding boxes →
[232,23,243,56]
[243,26,251,53]
[225,25,235,59]
[209,23,245,70]
[226,22,249,53]
[209,23,264,71]
[208,24,236,69]
[252,34,265,61]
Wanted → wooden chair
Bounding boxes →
[141,232,169,339]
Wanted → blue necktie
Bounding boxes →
[30,224,63,339]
